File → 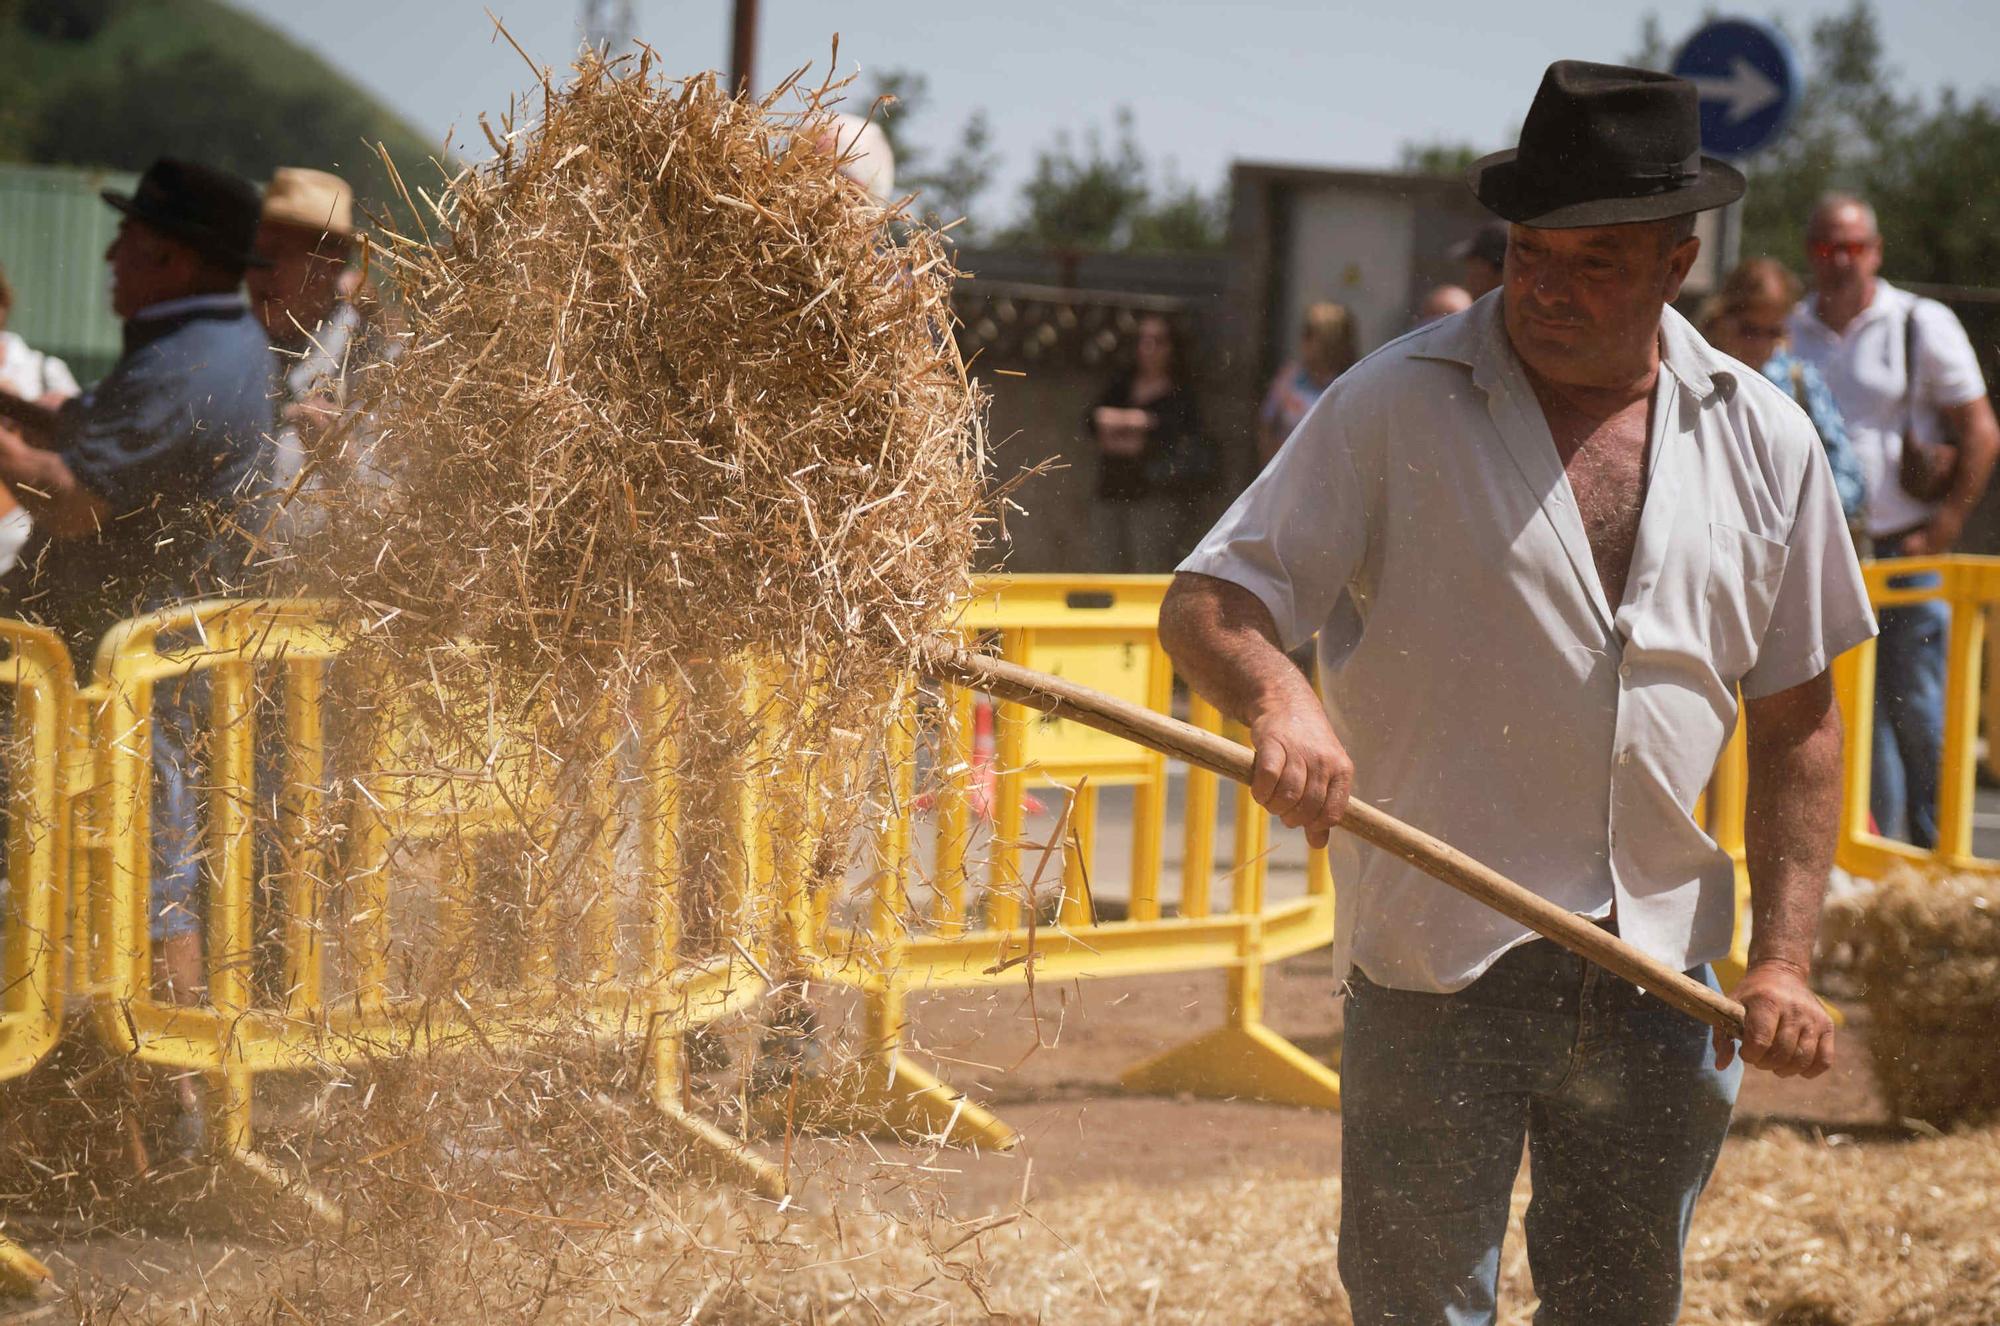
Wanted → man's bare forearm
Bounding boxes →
[0,391,62,447]
[1943,397,2000,524]
[1742,670,1844,974]
[1158,572,1317,725]
[1159,571,1353,840]
[0,432,105,537]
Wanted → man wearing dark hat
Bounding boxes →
[1452,219,1509,299]
[0,159,278,1141]
[1160,63,1873,1321]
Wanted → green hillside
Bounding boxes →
[0,0,448,210]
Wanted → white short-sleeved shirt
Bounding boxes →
[1181,292,1876,993]
[1787,281,1988,539]
[0,330,81,403]
[0,330,81,574]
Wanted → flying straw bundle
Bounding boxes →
[288,42,995,1019]
[1844,867,2000,1124]
[316,48,987,701]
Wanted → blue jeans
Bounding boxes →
[1339,938,1740,1326]
[1870,572,1947,849]
[152,674,205,942]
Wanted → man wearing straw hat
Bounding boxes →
[248,167,397,538]
[1161,63,1874,1322]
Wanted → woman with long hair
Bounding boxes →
[1087,312,1211,572]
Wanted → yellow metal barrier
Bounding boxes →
[0,620,72,1294]
[77,600,786,1200]
[809,575,1341,1147]
[1700,557,2000,999]
[54,557,1984,1231]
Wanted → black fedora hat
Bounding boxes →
[1467,61,1745,229]
[102,158,269,269]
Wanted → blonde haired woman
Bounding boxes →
[1700,259,1865,526]
[1258,301,1359,465]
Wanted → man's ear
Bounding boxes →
[1662,236,1702,304]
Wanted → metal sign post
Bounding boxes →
[1673,17,1799,279]
[1672,18,1800,159]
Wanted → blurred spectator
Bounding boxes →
[0,263,81,574]
[1415,284,1473,327]
[1088,313,1209,571]
[0,159,278,1156]
[250,167,355,353]
[248,167,393,546]
[817,112,897,205]
[1788,192,2000,849]
[1259,301,1359,465]
[1451,221,1508,299]
[1698,259,1865,527]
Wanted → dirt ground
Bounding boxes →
[876,951,1891,1214]
[0,951,1909,1323]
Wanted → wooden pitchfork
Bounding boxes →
[922,643,1748,1041]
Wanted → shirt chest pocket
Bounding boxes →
[1705,522,1790,678]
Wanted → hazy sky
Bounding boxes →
[237,1,1997,219]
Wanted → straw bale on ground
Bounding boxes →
[1842,868,2000,1124]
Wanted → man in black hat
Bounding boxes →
[1160,62,1874,1321]
[0,159,278,1140]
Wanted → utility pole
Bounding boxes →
[730,0,759,95]
[580,0,635,53]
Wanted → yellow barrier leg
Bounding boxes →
[932,684,974,938]
[1180,695,1221,918]
[634,682,786,1198]
[792,981,1018,1151]
[0,1232,52,1298]
[1122,754,1341,1109]
[1119,910,1343,1109]
[797,695,1017,1150]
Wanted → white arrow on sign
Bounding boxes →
[1688,56,1781,124]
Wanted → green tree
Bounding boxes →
[0,0,444,217]
[864,76,1223,251]
[31,48,401,192]
[1004,108,1225,252]
[1007,110,1151,249]
[1126,176,1226,251]
[1397,141,1483,176]
[864,68,999,238]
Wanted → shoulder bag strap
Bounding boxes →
[1905,303,1922,434]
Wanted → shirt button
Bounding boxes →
[1618,748,1634,765]
[1619,663,1632,679]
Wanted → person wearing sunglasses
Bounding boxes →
[1788,193,2000,849]
[1699,259,1864,530]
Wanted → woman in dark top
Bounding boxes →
[1087,313,1210,572]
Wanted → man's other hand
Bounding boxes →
[1247,700,1354,849]
[1898,507,1965,557]
[1714,960,1834,1078]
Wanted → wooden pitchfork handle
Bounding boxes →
[923,644,1748,1041]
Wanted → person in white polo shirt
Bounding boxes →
[1788,193,2000,848]
[1161,62,1875,1324]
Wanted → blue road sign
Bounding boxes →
[1671,18,1798,158]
